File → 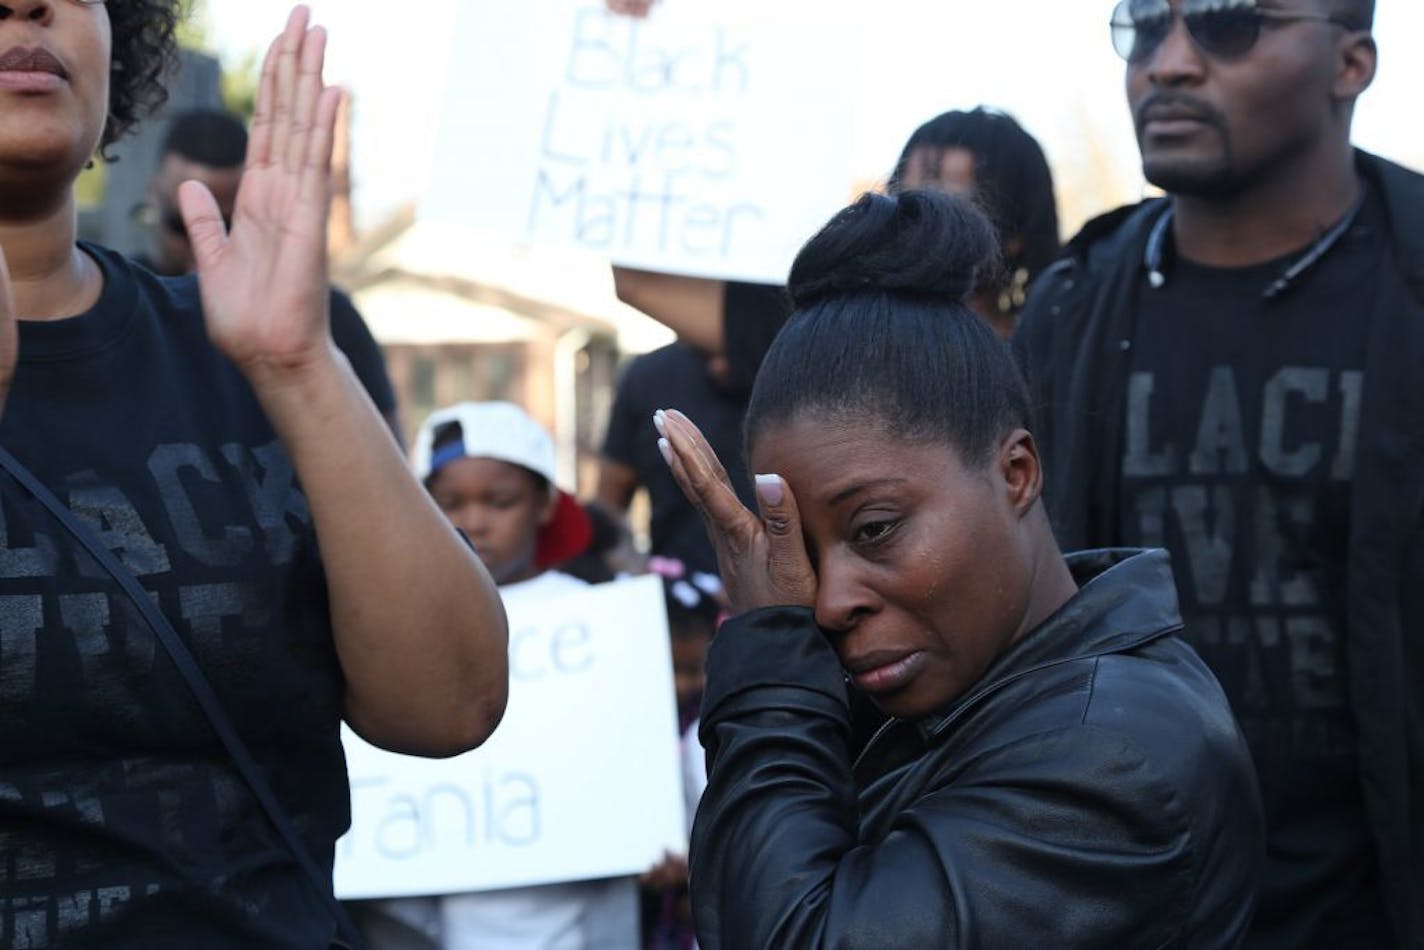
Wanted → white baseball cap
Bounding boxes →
[412,401,592,567]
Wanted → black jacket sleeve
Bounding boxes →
[692,608,1201,949]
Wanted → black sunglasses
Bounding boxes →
[1111,0,1356,64]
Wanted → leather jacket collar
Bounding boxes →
[922,548,1183,740]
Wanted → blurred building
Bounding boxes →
[335,214,670,494]
[333,200,672,495]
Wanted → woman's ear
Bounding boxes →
[997,428,1043,518]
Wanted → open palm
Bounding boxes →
[179,6,342,374]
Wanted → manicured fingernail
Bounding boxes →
[653,410,667,436]
[755,474,783,507]
[658,438,673,466]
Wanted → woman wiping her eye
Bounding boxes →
[656,190,1265,948]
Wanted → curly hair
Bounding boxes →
[102,0,182,157]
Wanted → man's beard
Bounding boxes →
[1142,153,1244,200]
[1133,91,1241,199]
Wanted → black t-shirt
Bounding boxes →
[1118,185,1389,948]
[130,256,395,416]
[0,245,348,947]
[722,281,793,393]
[602,343,754,575]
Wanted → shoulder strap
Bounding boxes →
[0,444,363,949]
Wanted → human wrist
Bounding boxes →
[702,607,848,715]
[237,339,356,426]
[238,337,344,395]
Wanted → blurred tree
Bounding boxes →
[174,0,209,50]
[220,54,261,121]
[1053,104,1145,238]
[76,162,107,210]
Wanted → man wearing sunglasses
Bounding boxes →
[141,108,405,444]
[1015,2,1422,947]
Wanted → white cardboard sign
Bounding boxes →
[334,575,685,899]
[423,0,857,283]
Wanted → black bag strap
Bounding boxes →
[0,444,363,949]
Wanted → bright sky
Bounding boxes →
[205,0,1424,234]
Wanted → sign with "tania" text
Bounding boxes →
[334,575,685,899]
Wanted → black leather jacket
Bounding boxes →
[691,549,1263,948]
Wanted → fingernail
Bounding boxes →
[658,438,672,466]
[755,474,783,507]
[653,410,667,436]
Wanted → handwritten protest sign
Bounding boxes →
[423,0,856,283]
[334,575,685,899]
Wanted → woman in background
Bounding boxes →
[890,107,1060,336]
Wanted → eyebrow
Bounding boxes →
[827,477,911,508]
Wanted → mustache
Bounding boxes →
[1134,92,1226,133]
[0,46,68,78]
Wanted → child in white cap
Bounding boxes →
[413,401,593,591]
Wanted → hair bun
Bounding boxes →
[787,190,1000,310]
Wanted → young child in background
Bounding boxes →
[418,401,592,591]
[642,558,722,950]
[363,401,639,950]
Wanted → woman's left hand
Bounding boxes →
[178,6,341,379]
[656,409,817,614]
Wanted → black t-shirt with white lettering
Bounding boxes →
[602,342,754,575]
[0,245,348,947]
[1119,185,1389,948]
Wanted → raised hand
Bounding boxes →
[0,249,14,421]
[178,6,342,378]
[654,409,816,614]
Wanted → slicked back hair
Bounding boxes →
[745,191,1031,469]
